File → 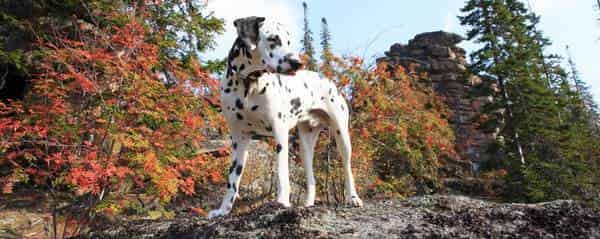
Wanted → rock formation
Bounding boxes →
[377,31,498,173]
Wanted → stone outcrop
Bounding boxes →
[75,195,600,239]
[377,31,497,173]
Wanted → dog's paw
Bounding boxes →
[276,199,291,208]
[347,196,363,208]
[208,209,228,219]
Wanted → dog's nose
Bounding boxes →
[288,59,302,72]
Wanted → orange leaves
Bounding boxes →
[183,113,204,131]
[190,207,207,217]
[143,152,158,172]
[323,56,457,197]
[0,12,227,214]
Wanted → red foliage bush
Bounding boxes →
[310,56,457,199]
[0,15,226,213]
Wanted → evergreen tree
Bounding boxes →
[566,45,600,134]
[301,2,317,71]
[320,17,333,75]
[460,0,598,202]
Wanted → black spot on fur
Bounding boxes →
[233,142,237,149]
[290,97,302,113]
[236,165,243,175]
[259,86,267,94]
[269,52,274,58]
[239,64,246,72]
[251,105,259,111]
[236,113,244,120]
[229,161,236,175]
[276,65,282,73]
[225,88,231,93]
[227,182,231,189]
[336,130,341,135]
[304,82,308,88]
[267,35,282,48]
[235,98,244,110]
[331,98,334,102]
[278,112,282,119]
[265,125,273,132]
[276,144,282,154]
[227,80,233,87]
[278,59,283,65]
[321,97,325,100]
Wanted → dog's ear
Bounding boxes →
[234,17,265,50]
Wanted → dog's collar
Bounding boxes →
[239,69,268,81]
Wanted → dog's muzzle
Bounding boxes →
[288,59,302,72]
[281,55,302,75]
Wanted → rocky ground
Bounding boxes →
[75,195,599,239]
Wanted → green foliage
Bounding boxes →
[461,0,600,203]
[320,18,334,75]
[301,2,317,71]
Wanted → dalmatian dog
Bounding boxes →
[208,16,363,218]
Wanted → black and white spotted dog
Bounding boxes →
[208,16,363,218]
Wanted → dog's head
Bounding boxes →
[233,16,302,75]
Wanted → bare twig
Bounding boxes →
[0,66,8,90]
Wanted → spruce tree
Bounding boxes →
[566,45,600,134]
[460,0,598,202]
[301,2,317,71]
[320,17,333,75]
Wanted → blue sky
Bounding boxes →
[204,0,600,103]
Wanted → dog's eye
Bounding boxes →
[267,35,282,47]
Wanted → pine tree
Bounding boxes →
[301,2,317,71]
[320,17,333,75]
[460,0,599,202]
[566,46,600,134]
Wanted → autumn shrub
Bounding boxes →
[309,56,457,200]
[0,9,226,219]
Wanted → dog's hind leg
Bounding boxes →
[327,98,363,207]
[298,123,320,207]
[208,132,250,218]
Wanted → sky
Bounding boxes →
[204,0,600,103]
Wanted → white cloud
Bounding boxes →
[204,0,302,59]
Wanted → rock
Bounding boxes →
[74,195,600,239]
[408,31,465,48]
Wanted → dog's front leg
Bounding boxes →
[208,132,250,218]
[273,124,291,207]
